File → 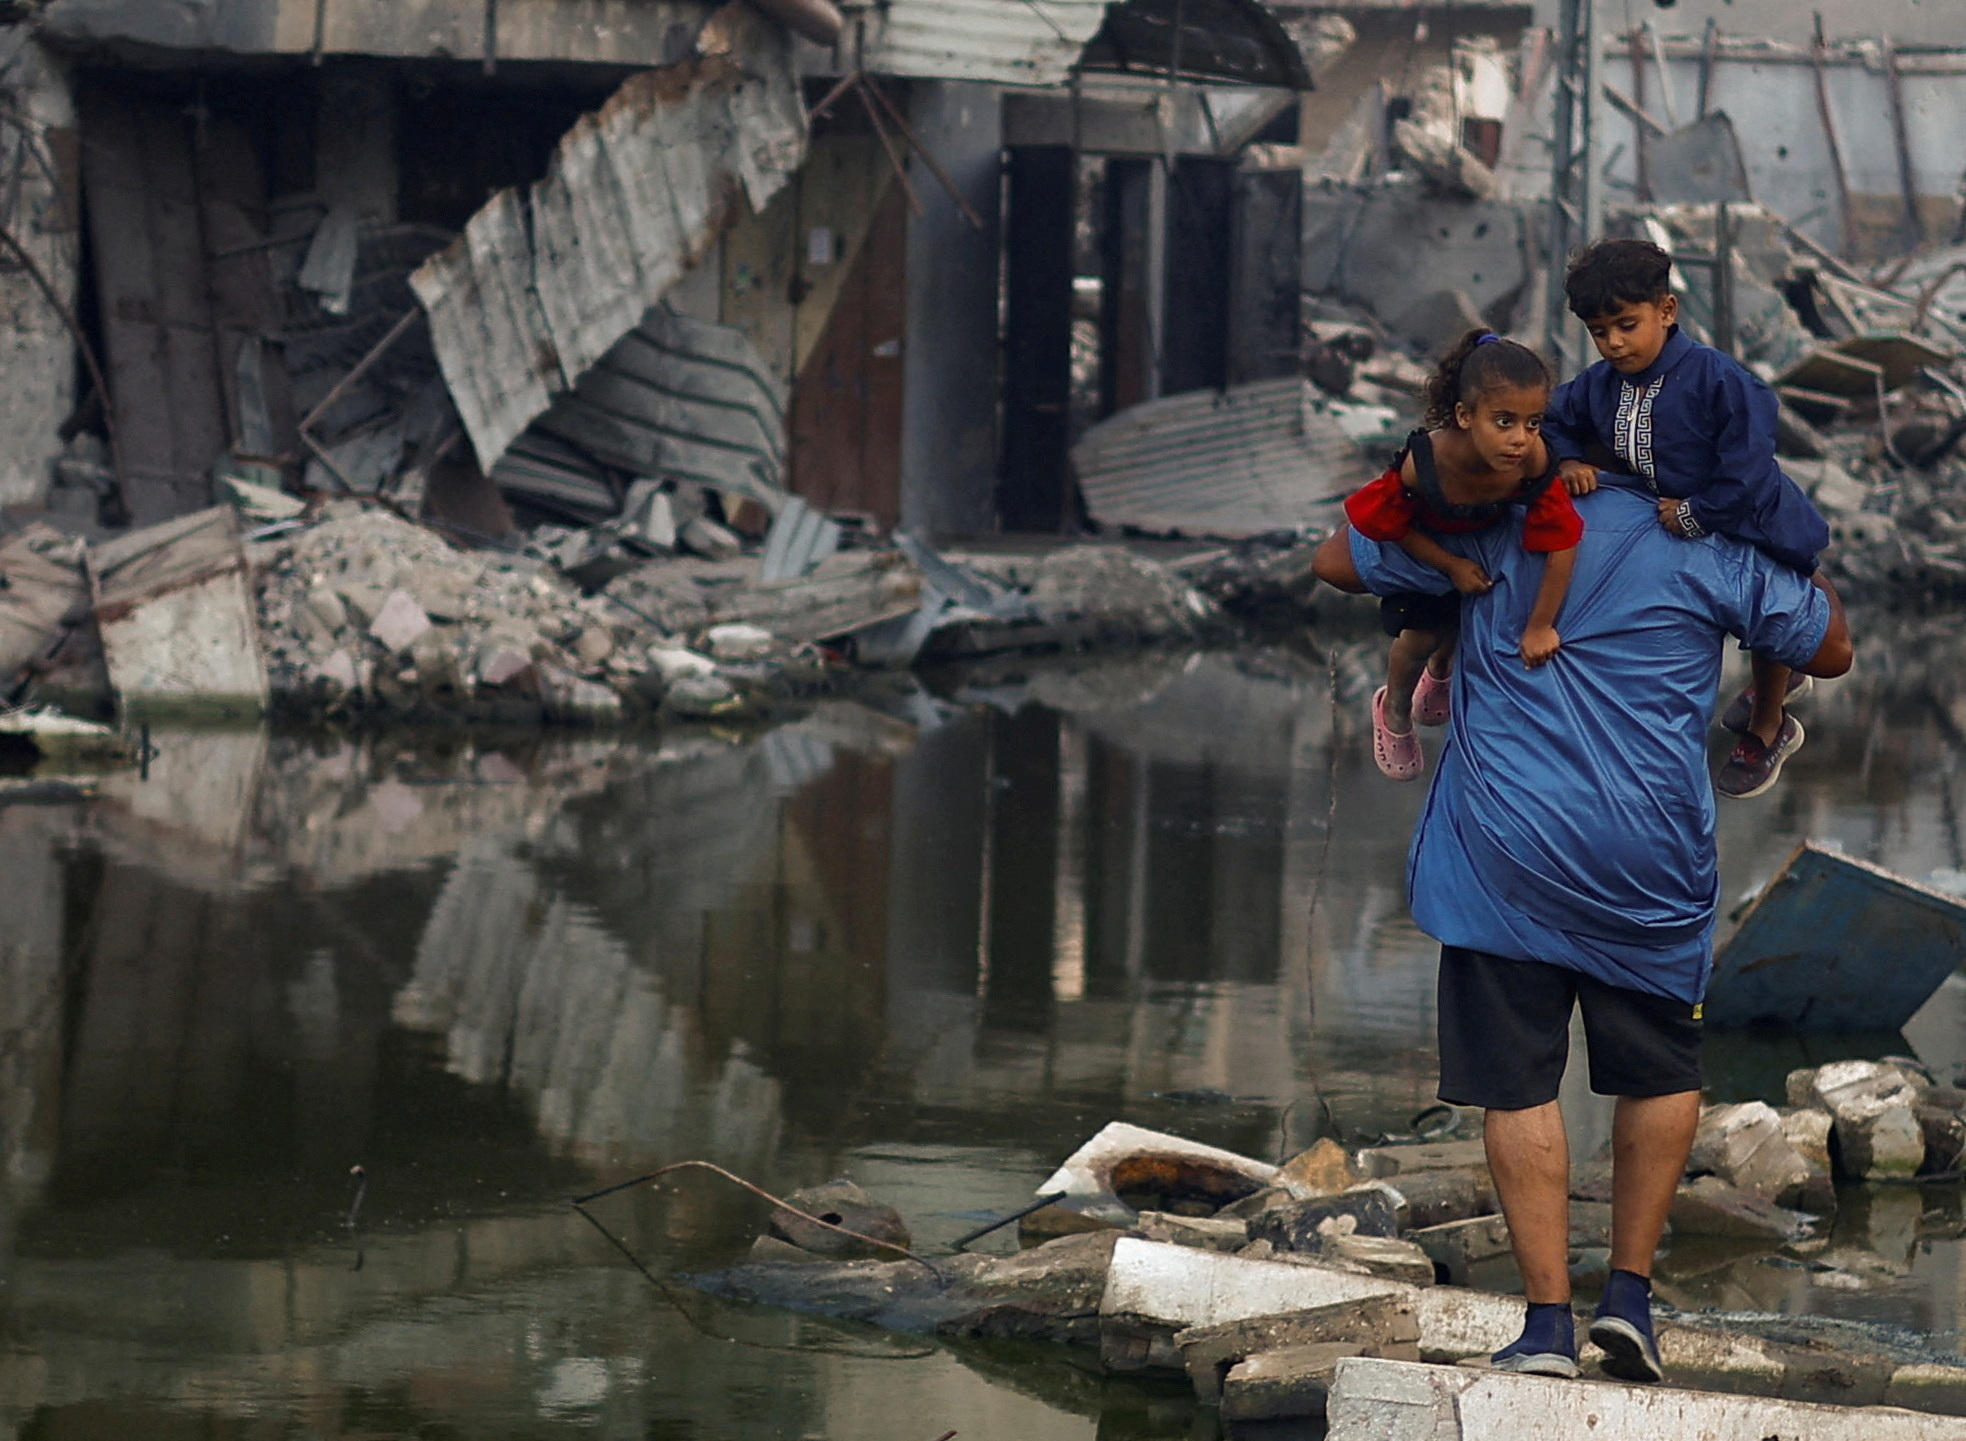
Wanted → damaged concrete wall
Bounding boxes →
[1541,1,1966,48]
[410,8,807,474]
[900,81,1000,538]
[1606,42,1966,257]
[41,0,718,65]
[0,34,76,509]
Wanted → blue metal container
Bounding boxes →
[1705,842,1966,1032]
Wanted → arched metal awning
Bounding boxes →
[1078,0,1312,89]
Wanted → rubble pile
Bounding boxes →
[686,1114,1966,1423]
[231,497,1228,727]
[252,502,843,724]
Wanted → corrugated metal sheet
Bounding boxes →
[411,16,806,473]
[854,0,1113,87]
[490,304,788,518]
[1070,379,1371,539]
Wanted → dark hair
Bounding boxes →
[1421,328,1552,429]
[1564,238,1673,320]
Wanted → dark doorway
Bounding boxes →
[1160,157,1235,398]
[998,145,1077,533]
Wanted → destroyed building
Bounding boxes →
[0,0,1326,541]
[2,1,1966,722]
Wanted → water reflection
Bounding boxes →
[0,633,1963,1435]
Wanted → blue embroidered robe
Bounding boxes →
[1542,327,1829,573]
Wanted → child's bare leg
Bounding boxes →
[1385,627,1439,731]
[1427,633,1458,680]
[1748,652,1791,747]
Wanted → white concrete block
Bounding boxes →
[1329,1358,1966,1441]
[1102,1238,1525,1362]
[1040,1122,1278,1199]
[1102,1237,1401,1328]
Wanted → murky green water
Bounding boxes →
[1,636,1963,1438]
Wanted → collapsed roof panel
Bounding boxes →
[410,11,806,474]
[847,0,1114,88]
[843,0,1309,91]
[1078,0,1312,89]
[520,304,788,505]
[1071,380,1370,539]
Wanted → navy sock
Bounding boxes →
[1597,1269,1653,1329]
[1500,1301,1576,1359]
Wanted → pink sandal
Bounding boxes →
[1412,666,1452,727]
[1372,687,1424,782]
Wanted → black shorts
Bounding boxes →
[1436,946,1703,1111]
[1379,590,1460,639]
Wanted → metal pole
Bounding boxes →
[1810,13,1856,257]
[1882,36,1922,252]
[1696,16,1719,120]
[1713,202,1735,358]
[1544,0,1601,378]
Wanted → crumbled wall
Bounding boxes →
[0,35,76,510]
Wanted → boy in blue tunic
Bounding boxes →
[1542,239,1831,799]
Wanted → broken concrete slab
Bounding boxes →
[0,523,88,690]
[706,550,922,644]
[1781,1106,1834,1174]
[1324,1356,1966,1441]
[1318,1233,1437,1286]
[1176,1293,1422,1404]
[1246,1186,1404,1248]
[1133,1212,1248,1253]
[1408,1214,1512,1287]
[92,506,268,719]
[1834,1094,1927,1181]
[1689,1100,1816,1206]
[1670,1175,1813,1242]
[1221,1341,1369,1422]
[1357,1140,1490,1180]
[1383,1167,1494,1229]
[1099,1236,1522,1369]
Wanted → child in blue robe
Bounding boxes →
[1542,238,1831,799]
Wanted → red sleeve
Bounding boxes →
[1344,468,1417,542]
[1521,481,1584,553]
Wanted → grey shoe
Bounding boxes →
[1589,1314,1665,1384]
[1490,1348,1582,1379]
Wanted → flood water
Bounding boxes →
[3,630,1965,1439]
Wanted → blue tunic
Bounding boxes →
[1542,327,1830,573]
[1349,487,1829,1002]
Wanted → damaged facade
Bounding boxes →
[2,1,1966,719]
[4,0,1322,539]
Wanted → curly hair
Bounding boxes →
[1565,238,1673,321]
[1421,328,1553,429]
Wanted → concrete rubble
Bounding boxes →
[1,491,1233,725]
[684,1117,1966,1423]
[1325,1356,1966,1441]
